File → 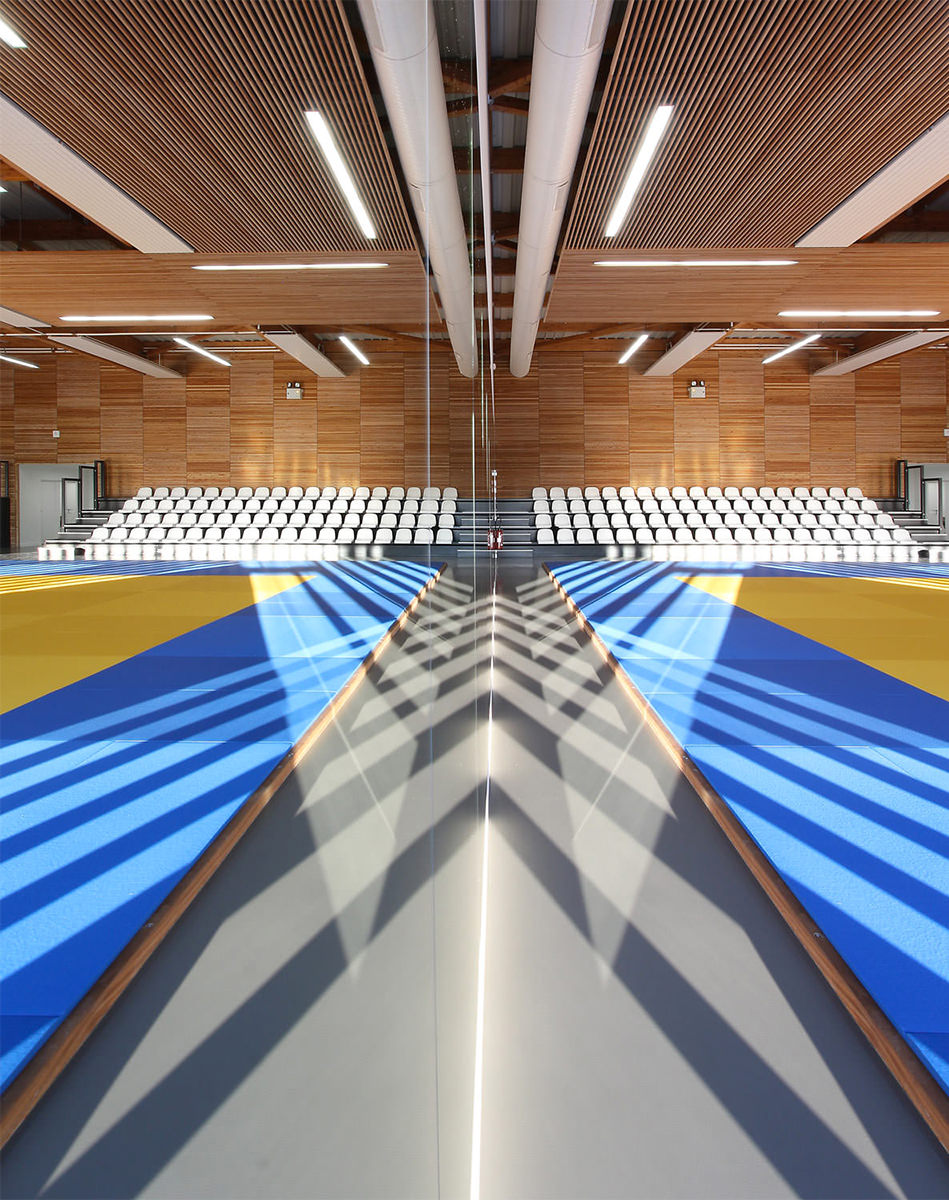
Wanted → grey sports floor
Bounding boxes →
[3,560,947,1199]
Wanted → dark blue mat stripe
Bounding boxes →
[0,560,438,1090]
[551,559,949,1098]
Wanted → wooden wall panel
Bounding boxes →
[855,363,901,495]
[98,366,143,496]
[404,357,450,485]
[629,374,674,485]
[496,368,540,496]
[317,374,360,485]
[584,357,629,484]
[719,355,764,485]
[360,357,405,484]
[185,361,229,486]
[539,356,584,484]
[229,357,272,486]
[448,369,484,496]
[901,351,948,462]
[143,376,186,484]
[763,358,810,484]
[273,358,317,483]
[56,356,100,460]
[674,353,719,483]
[4,346,949,541]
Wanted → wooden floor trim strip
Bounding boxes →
[0,565,444,1150]
[544,563,949,1155]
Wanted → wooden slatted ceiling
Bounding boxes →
[565,0,949,250]
[0,0,415,254]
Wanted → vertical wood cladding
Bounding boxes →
[1,347,947,530]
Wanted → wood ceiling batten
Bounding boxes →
[0,0,415,254]
[563,0,949,251]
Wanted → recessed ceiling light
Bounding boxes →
[0,15,27,48]
[339,335,369,365]
[762,333,820,364]
[779,309,940,318]
[0,352,39,368]
[596,258,798,267]
[172,336,230,366]
[305,111,377,240]
[618,334,648,364]
[192,261,389,271]
[604,105,674,238]
[61,314,214,322]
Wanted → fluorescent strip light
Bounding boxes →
[604,105,674,238]
[596,258,797,267]
[0,15,27,47]
[762,333,820,364]
[339,335,369,365]
[618,333,648,364]
[173,336,230,366]
[0,352,39,368]
[61,314,214,322]
[305,111,376,240]
[193,261,388,271]
[779,309,940,318]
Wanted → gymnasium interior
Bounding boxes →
[1,1,949,1196]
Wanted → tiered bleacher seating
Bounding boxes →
[74,485,458,560]
[530,485,913,551]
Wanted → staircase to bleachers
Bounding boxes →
[453,498,535,551]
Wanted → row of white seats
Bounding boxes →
[537,511,903,533]
[535,526,905,546]
[135,485,457,502]
[80,525,451,559]
[532,485,865,502]
[91,513,453,541]
[120,497,454,517]
[534,496,879,517]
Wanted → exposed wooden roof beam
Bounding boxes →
[454,146,524,174]
[488,58,532,96]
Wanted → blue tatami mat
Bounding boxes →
[0,559,438,1090]
[551,558,949,1098]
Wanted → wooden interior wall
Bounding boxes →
[1,346,947,540]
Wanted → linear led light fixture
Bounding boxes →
[305,111,376,240]
[618,333,649,364]
[0,352,39,368]
[61,313,214,322]
[0,14,27,47]
[604,105,674,238]
[762,333,820,364]
[339,335,369,365]
[193,261,389,271]
[173,336,230,366]
[0,184,6,193]
[779,309,940,318]
[596,258,797,267]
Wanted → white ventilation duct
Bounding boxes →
[48,335,183,378]
[812,330,946,375]
[357,0,477,378]
[0,95,193,253]
[643,327,728,376]
[263,330,345,378]
[797,111,949,247]
[509,0,611,377]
